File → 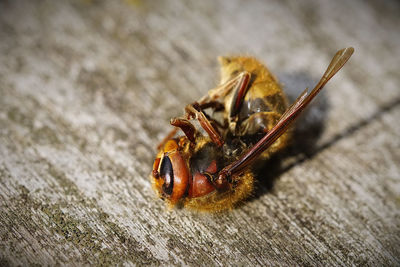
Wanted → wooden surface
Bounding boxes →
[1,0,399,265]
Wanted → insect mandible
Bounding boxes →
[151,47,354,212]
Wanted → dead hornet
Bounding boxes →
[151,47,354,212]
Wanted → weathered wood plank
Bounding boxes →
[0,0,399,265]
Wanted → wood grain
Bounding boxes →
[0,0,399,265]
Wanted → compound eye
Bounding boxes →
[160,155,174,195]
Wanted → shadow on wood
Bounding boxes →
[251,71,329,198]
[253,91,400,198]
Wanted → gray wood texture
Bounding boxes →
[1,0,399,265]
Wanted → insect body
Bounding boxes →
[151,48,354,212]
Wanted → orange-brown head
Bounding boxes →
[151,137,226,207]
[151,139,190,205]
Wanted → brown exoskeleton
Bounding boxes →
[151,48,354,212]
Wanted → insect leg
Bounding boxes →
[185,103,224,147]
[226,72,252,133]
[198,100,225,112]
[228,72,251,119]
[217,47,354,182]
[198,71,251,105]
[170,117,197,143]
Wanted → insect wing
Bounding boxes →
[218,47,354,179]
